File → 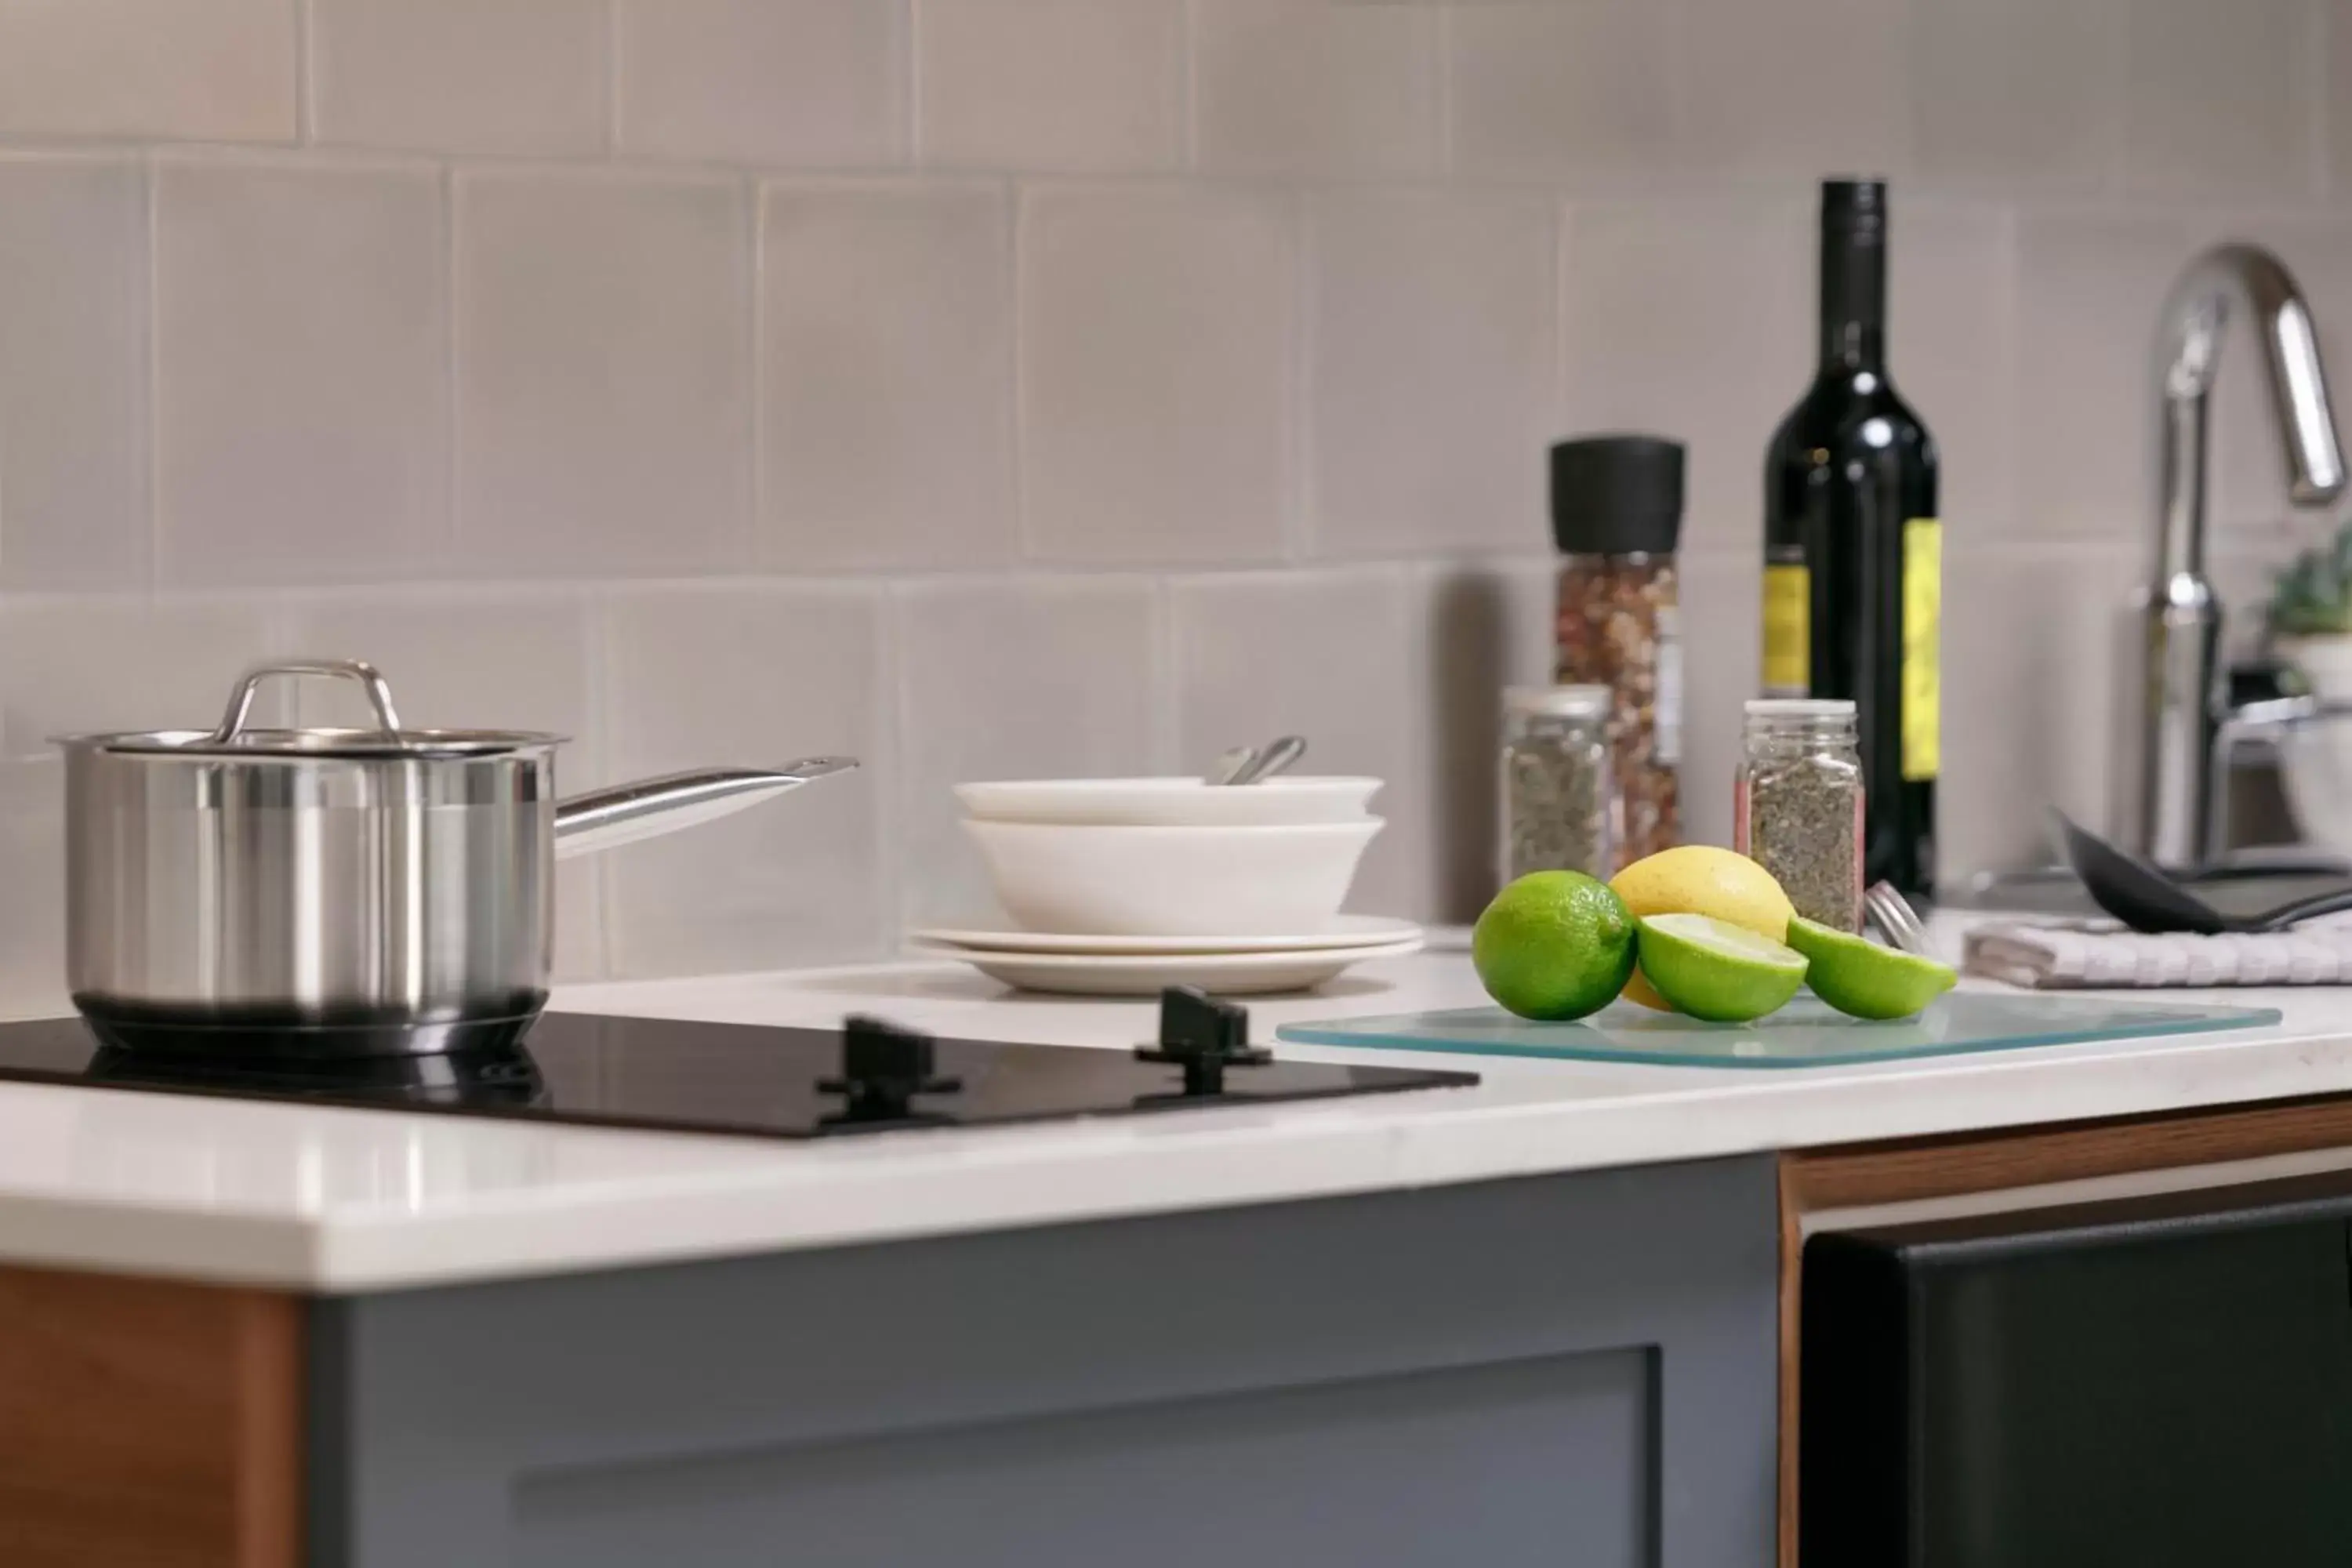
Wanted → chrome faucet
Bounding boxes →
[2130,244,2346,868]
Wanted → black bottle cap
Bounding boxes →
[1822,178,1888,239]
[1548,434,1684,556]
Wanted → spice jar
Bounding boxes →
[1733,699,1864,932]
[1551,435,1683,869]
[1502,684,1618,883]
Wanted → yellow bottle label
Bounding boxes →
[1761,563,1809,694]
[1903,518,1941,782]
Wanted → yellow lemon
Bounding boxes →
[1608,846,1798,1011]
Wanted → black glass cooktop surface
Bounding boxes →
[0,1009,1476,1142]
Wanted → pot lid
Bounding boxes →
[59,660,565,759]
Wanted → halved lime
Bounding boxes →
[1785,916,1956,1020]
[1635,913,1809,1022]
[1472,871,1638,1022]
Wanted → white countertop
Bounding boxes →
[7,931,2352,1293]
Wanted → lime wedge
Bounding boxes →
[1784,916,1956,1020]
[1635,913,1809,1022]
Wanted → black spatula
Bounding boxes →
[2053,811,2352,934]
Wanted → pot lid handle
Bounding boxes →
[212,659,404,743]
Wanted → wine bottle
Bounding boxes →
[1761,179,1940,898]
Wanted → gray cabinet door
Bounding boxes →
[310,1155,1777,1566]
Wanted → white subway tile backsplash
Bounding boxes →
[895,577,1160,925]
[1446,2,1672,180]
[2013,209,2213,542]
[0,0,295,142]
[1676,554,1762,850]
[1893,202,2016,543]
[456,171,751,576]
[917,0,1182,173]
[1171,567,1424,916]
[1910,0,2120,189]
[1407,557,1555,922]
[0,157,148,590]
[0,760,67,1013]
[759,183,1014,569]
[1193,0,1436,180]
[0,597,285,760]
[603,583,888,976]
[1676,0,1907,176]
[615,0,906,167]
[281,588,605,981]
[1561,198,1809,554]
[312,0,607,157]
[1020,187,1293,563]
[2331,1,2352,201]
[2125,0,2318,198]
[155,158,448,586]
[1308,192,1555,558]
[1940,546,2142,876]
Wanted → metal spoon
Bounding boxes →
[1864,881,1931,955]
[1205,745,1258,786]
[1226,735,1306,786]
[2053,810,2352,933]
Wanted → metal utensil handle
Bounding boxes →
[1231,734,1307,786]
[212,659,402,743]
[553,758,857,860]
[2251,886,2352,932]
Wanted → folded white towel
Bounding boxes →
[1963,918,2352,989]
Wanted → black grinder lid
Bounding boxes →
[1549,434,1685,556]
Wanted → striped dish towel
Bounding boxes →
[1964,918,2352,989]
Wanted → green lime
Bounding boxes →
[1784,916,1956,1020]
[1635,913,1809,1022]
[1472,871,1638,1022]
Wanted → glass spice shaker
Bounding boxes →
[1733,698,1864,932]
[1551,435,1684,870]
[1501,684,1620,883]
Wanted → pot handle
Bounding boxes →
[553,758,857,861]
[214,658,403,742]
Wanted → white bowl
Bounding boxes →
[2281,715,2352,853]
[2280,636,2352,705]
[960,818,1384,937]
[954,775,1381,827]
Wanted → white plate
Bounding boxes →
[909,915,1423,956]
[927,935,1427,996]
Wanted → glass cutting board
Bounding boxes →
[1275,993,2282,1069]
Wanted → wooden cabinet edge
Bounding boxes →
[0,1265,303,1568]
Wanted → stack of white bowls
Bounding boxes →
[913,778,1423,995]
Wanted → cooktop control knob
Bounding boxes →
[1136,986,1270,1096]
[818,1015,963,1123]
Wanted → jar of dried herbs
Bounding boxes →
[1551,435,1684,869]
[1733,699,1864,931]
[1501,684,1619,882]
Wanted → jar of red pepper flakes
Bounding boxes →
[1549,435,1684,869]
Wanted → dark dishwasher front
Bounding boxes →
[1800,1170,2352,1568]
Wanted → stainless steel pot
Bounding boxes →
[61,659,855,1057]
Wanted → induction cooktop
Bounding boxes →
[0,991,1475,1142]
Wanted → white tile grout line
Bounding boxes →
[1178,0,1200,175]
[142,151,163,596]
[739,175,760,568]
[1287,186,1313,563]
[603,0,622,158]
[900,0,921,168]
[293,0,316,146]
[442,162,462,570]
